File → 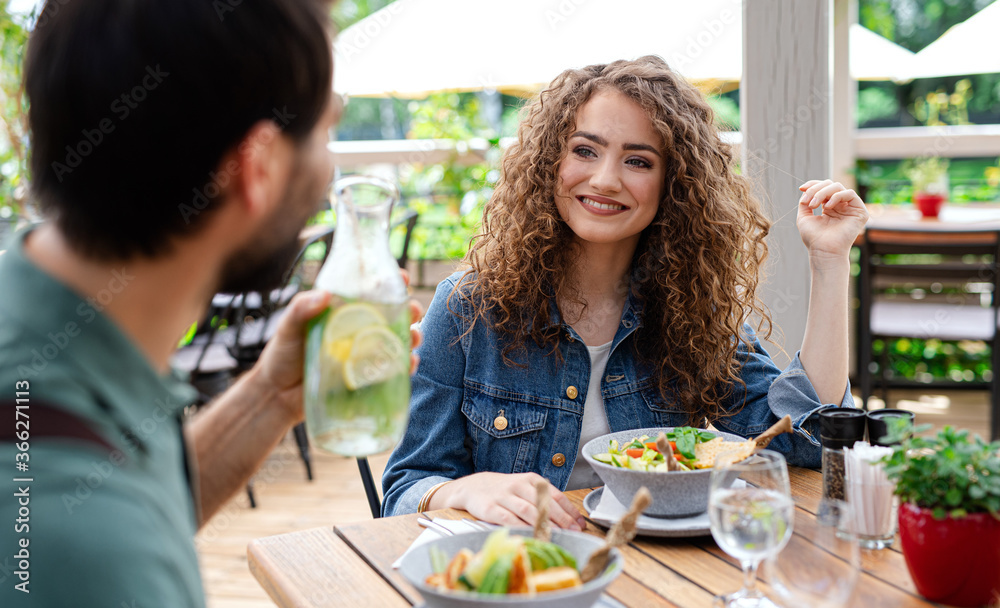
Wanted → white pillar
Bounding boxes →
[742,0,833,369]
[833,0,858,188]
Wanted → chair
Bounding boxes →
[856,228,1000,440]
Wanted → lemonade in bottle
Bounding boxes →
[304,176,410,457]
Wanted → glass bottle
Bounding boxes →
[304,176,411,457]
[819,409,867,502]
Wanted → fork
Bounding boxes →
[461,518,496,532]
[416,517,457,536]
[416,517,496,536]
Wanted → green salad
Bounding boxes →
[591,427,718,471]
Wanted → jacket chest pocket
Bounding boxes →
[635,381,692,427]
[461,389,548,475]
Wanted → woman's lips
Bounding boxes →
[578,196,628,215]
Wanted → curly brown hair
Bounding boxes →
[453,56,772,426]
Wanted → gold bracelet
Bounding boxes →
[417,480,453,513]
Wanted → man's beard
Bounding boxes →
[216,160,326,295]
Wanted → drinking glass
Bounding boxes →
[709,450,793,608]
[303,176,411,457]
[766,500,861,608]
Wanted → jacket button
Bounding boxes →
[493,415,508,431]
[566,386,578,399]
[552,453,566,467]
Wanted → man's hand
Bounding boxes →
[255,270,424,423]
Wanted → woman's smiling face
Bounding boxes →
[555,89,666,251]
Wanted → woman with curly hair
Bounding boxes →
[382,56,868,528]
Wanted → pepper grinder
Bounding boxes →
[819,409,867,502]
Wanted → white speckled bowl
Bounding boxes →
[582,427,745,518]
[397,528,622,608]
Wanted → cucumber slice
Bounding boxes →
[549,544,577,570]
[592,453,614,464]
[479,555,513,594]
[539,543,565,568]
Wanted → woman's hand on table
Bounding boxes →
[254,269,424,424]
[433,472,588,531]
[796,179,870,265]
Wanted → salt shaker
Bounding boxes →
[820,409,867,501]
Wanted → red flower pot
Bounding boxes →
[913,192,946,218]
[898,502,1000,606]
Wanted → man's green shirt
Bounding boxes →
[0,229,205,607]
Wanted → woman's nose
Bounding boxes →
[589,159,621,193]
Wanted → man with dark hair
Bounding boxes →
[0,1,416,605]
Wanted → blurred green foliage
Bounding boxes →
[707,92,740,130]
[857,0,1000,128]
[873,337,992,384]
[0,2,31,227]
[854,157,1000,205]
[394,92,497,260]
[857,86,900,126]
[331,0,397,31]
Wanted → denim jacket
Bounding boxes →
[382,272,853,517]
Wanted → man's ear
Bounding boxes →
[223,120,294,219]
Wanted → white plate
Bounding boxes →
[583,487,712,538]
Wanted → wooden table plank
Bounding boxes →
[335,508,469,605]
[610,544,716,608]
[247,527,411,608]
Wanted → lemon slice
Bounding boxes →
[343,326,406,390]
[323,303,387,361]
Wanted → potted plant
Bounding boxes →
[903,157,950,218]
[882,424,1000,607]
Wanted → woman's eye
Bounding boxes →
[627,157,653,169]
[573,146,596,158]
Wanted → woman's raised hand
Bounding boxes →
[433,472,588,531]
[796,179,870,262]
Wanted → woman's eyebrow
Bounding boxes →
[623,142,661,157]
[571,131,607,146]
[570,131,661,158]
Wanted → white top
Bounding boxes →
[566,340,613,491]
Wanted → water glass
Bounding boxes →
[766,500,861,608]
[709,450,793,608]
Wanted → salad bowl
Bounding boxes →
[397,528,622,608]
[582,427,746,517]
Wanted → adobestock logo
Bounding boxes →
[49,64,170,183]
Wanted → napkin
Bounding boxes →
[392,518,484,568]
[591,488,711,532]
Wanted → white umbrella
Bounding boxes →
[334,0,744,97]
[334,0,914,97]
[850,23,915,81]
[904,0,1000,79]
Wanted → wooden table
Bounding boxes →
[864,202,1000,233]
[248,468,941,607]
